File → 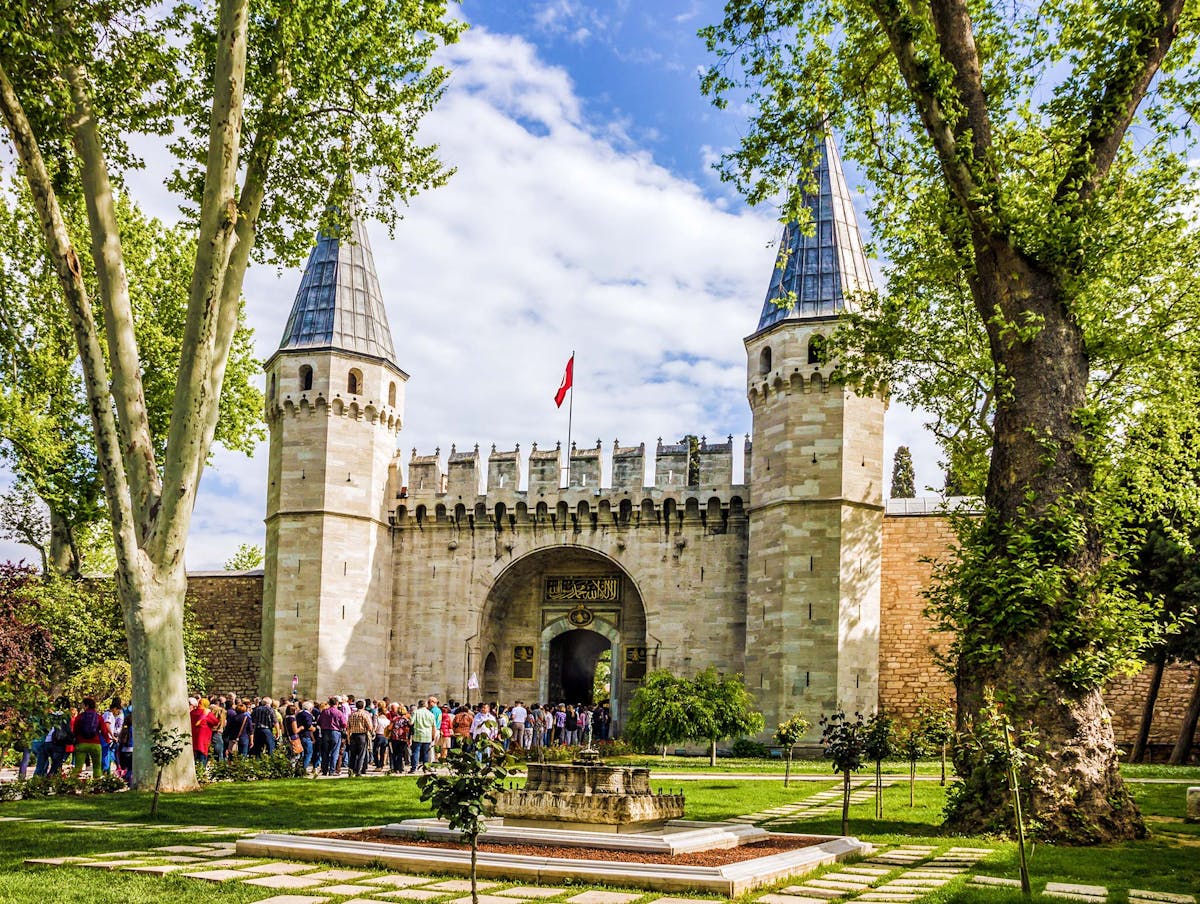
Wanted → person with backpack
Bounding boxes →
[225,702,252,756]
[71,698,108,777]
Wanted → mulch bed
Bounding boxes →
[314,829,823,866]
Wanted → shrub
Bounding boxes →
[207,749,298,782]
[731,737,769,758]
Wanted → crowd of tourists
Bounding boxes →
[13,693,612,781]
[192,695,613,776]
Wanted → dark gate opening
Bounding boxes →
[547,629,610,705]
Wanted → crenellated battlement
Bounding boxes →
[391,436,751,530]
[267,391,402,434]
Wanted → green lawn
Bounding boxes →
[0,774,1196,903]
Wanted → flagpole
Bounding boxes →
[565,349,575,488]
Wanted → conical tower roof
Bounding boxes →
[278,209,397,363]
[757,134,874,331]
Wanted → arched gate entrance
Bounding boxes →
[475,546,648,732]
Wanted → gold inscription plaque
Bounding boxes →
[544,575,621,603]
[624,646,648,682]
[512,644,535,680]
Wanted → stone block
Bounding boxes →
[1045,883,1107,898]
[245,863,324,874]
[969,877,1022,888]
[372,891,452,901]
[759,896,834,904]
[184,869,260,882]
[247,898,331,904]
[495,889,569,899]
[360,876,437,888]
[1188,787,1200,823]
[566,893,642,904]
[426,881,500,892]
[244,874,329,889]
[1129,893,1196,904]
[303,869,375,881]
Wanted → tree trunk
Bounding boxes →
[876,761,883,818]
[948,239,1143,842]
[909,760,916,807]
[940,743,947,786]
[122,555,197,791]
[1130,653,1166,764]
[710,739,717,767]
[1168,667,1200,766]
[841,769,850,836]
[470,836,478,904]
[784,751,791,788]
[48,509,78,576]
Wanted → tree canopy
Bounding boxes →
[0,0,462,790]
[701,0,1200,841]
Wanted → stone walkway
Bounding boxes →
[7,814,1199,904]
[729,780,896,825]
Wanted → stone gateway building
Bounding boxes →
[194,136,1194,748]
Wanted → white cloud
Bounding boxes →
[0,21,945,570]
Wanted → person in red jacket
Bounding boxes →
[190,698,221,769]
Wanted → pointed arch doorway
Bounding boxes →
[476,546,647,734]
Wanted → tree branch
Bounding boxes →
[63,62,162,529]
[1054,0,1187,206]
[928,0,993,159]
[154,0,249,565]
[866,0,987,227]
[0,61,140,565]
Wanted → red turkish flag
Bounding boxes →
[554,355,574,408]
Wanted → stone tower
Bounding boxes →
[260,206,405,699]
[743,135,885,736]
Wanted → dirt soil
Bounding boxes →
[314,829,823,866]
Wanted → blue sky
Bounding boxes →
[0,1,941,569]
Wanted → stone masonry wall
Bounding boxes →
[187,571,264,697]
[881,514,1197,751]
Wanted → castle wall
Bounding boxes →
[388,440,751,724]
[186,572,264,697]
[879,513,1197,749]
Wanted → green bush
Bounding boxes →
[731,737,769,758]
[0,772,127,801]
[207,749,299,782]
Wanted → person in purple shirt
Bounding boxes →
[316,697,348,775]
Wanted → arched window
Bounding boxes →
[299,364,313,391]
[759,346,772,375]
[388,381,397,407]
[808,335,826,365]
[347,368,363,395]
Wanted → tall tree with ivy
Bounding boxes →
[0,0,462,790]
[702,0,1200,840]
[890,446,915,498]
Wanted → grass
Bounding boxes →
[602,755,1200,782]
[0,772,1197,903]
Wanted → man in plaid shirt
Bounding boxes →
[346,700,374,776]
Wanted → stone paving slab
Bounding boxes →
[969,877,1022,888]
[495,888,570,899]
[645,898,724,904]
[24,856,95,865]
[88,850,149,858]
[780,885,841,899]
[323,885,393,896]
[758,895,833,904]
[566,893,643,904]
[247,897,331,904]
[360,876,438,888]
[122,864,192,875]
[244,874,331,889]
[448,897,537,904]
[342,899,419,904]
[153,844,216,854]
[374,888,453,897]
[1129,893,1196,904]
[303,869,376,881]
[820,873,877,883]
[1045,883,1107,898]
[426,880,501,892]
[372,891,453,901]
[185,868,260,882]
[80,859,148,869]
[805,879,872,892]
[245,862,326,875]
[855,896,920,902]
[840,867,891,876]
[201,858,266,869]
